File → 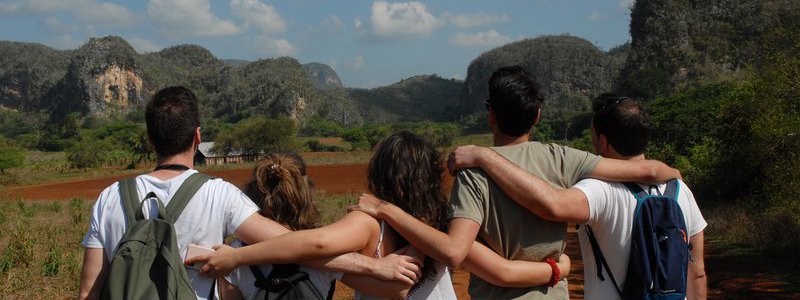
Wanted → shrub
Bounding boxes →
[0,137,25,173]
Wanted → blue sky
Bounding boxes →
[0,0,635,88]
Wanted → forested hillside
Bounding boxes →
[618,0,800,100]
[458,35,629,138]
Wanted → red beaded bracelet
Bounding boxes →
[545,257,560,287]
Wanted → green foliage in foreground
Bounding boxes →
[0,137,26,173]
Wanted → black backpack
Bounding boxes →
[586,179,690,300]
[248,263,335,300]
[100,173,213,300]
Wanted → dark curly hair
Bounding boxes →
[243,152,320,231]
[367,131,448,282]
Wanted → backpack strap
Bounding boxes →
[585,225,623,296]
[623,182,649,199]
[662,179,680,200]
[165,173,215,223]
[118,178,141,225]
[249,264,270,289]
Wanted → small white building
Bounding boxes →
[194,142,246,165]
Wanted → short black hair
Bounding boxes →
[487,66,543,137]
[592,93,650,156]
[145,86,200,158]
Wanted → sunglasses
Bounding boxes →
[600,96,629,114]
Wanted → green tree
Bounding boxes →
[214,116,298,159]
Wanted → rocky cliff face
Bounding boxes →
[0,36,331,125]
[89,65,146,114]
[48,36,148,118]
[302,63,343,89]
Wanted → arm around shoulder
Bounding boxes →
[592,158,681,184]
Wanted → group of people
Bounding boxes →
[78,66,706,300]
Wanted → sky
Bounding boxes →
[0,0,636,88]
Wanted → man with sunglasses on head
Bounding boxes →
[354,67,684,299]
[447,93,707,299]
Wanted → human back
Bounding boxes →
[80,86,260,300]
[574,179,705,300]
[574,94,707,299]
[449,66,600,299]
[224,153,341,300]
[358,131,456,300]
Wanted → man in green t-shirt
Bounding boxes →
[353,66,679,299]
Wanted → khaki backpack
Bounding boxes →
[100,173,213,300]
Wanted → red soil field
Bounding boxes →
[4,164,798,299]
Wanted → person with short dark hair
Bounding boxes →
[445,94,707,299]
[352,67,682,299]
[78,87,421,300]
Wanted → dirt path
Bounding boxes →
[5,165,799,299]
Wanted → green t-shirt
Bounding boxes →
[450,141,600,300]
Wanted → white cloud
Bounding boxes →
[321,15,344,32]
[230,0,286,34]
[449,30,512,48]
[254,36,296,56]
[343,55,365,70]
[74,2,135,27]
[128,36,162,53]
[359,1,443,41]
[587,11,602,21]
[42,17,82,34]
[146,0,239,38]
[619,0,635,10]
[442,12,510,28]
[0,0,135,27]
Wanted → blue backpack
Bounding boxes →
[586,179,690,300]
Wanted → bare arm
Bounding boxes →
[687,232,707,300]
[339,247,426,299]
[449,146,590,223]
[233,212,420,284]
[462,242,570,287]
[351,194,480,267]
[300,251,421,285]
[591,157,681,184]
[189,211,376,277]
[234,213,292,244]
[78,248,108,300]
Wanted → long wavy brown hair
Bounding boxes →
[243,152,320,230]
[368,131,448,281]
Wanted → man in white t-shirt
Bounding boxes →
[78,86,422,300]
[447,94,708,300]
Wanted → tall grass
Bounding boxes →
[0,199,86,298]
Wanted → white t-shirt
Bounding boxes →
[82,169,260,300]
[573,179,707,300]
[225,239,343,300]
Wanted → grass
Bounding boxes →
[0,191,356,299]
[0,199,87,298]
